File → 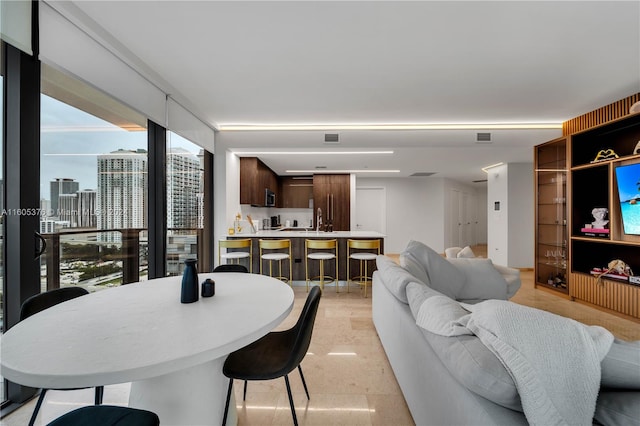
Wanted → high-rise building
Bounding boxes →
[50,178,79,215]
[97,149,147,242]
[77,189,97,228]
[58,193,78,227]
[167,147,202,229]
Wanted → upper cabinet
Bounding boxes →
[240,157,279,206]
[313,174,350,231]
[281,177,313,208]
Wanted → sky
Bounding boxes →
[40,94,202,201]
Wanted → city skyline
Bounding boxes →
[44,146,204,234]
[41,93,203,201]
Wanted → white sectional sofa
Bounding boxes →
[372,240,640,426]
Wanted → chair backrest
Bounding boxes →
[219,239,252,249]
[347,239,380,251]
[305,239,337,250]
[287,286,322,372]
[20,286,89,321]
[259,239,290,250]
[212,264,249,273]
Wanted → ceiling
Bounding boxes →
[67,1,639,183]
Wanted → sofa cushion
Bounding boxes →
[447,258,508,302]
[409,282,522,411]
[416,295,471,336]
[400,240,465,300]
[601,339,640,390]
[594,391,640,426]
[406,281,445,319]
[375,255,424,304]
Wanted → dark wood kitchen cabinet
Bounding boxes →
[240,157,279,206]
[313,174,350,231]
[281,177,313,208]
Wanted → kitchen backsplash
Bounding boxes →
[238,205,314,230]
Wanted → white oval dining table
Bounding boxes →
[0,272,295,425]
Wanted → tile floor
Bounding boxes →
[3,247,639,425]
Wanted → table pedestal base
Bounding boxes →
[129,357,237,425]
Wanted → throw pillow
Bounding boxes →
[457,245,476,258]
[375,255,424,304]
[415,295,471,336]
[406,281,443,319]
[447,258,508,302]
[400,240,465,300]
[601,339,640,390]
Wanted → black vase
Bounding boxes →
[181,259,199,303]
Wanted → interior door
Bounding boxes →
[355,187,386,233]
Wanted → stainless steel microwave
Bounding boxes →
[265,189,276,207]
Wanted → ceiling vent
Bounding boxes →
[324,133,340,143]
[476,132,492,143]
[410,172,436,177]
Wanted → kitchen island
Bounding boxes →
[223,230,385,285]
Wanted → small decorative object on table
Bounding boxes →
[591,148,619,163]
[581,207,610,237]
[590,259,634,285]
[181,259,199,303]
[201,278,215,297]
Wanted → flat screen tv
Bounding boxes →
[615,162,640,235]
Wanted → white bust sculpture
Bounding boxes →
[591,207,609,229]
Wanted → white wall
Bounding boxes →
[508,163,534,268]
[487,163,534,268]
[355,177,447,253]
[487,164,509,265]
[477,188,488,244]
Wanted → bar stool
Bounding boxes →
[219,239,253,273]
[305,239,338,292]
[347,239,381,297]
[259,239,292,284]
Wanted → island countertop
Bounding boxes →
[225,230,386,238]
[221,230,385,281]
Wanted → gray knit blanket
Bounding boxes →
[416,298,614,426]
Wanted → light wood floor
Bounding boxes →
[3,245,638,425]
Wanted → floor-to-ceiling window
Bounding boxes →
[166,132,205,275]
[1,60,5,406]
[40,64,148,290]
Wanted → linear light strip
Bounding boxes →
[220,123,562,131]
[481,162,504,173]
[234,150,393,155]
[286,169,399,173]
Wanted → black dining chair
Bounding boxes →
[222,285,322,426]
[20,287,105,426]
[46,405,160,426]
[212,264,249,273]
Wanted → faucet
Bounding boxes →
[316,208,323,232]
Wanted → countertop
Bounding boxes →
[226,229,386,238]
